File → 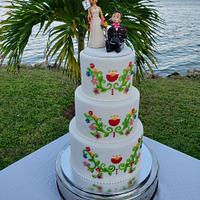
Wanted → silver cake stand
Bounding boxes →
[56,143,159,200]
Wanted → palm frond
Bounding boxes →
[0,0,54,67]
[46,24,80,83]
[0,0,163,83]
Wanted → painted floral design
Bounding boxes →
[86,62,134,95]
[82,136,143,179]
[84,108,137,138]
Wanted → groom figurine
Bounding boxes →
[106,11,127,53]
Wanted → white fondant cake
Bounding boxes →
[69,46,144,185]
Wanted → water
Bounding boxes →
[0,0,200,76]
[156,0,200,76]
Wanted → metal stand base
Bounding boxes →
[56,143,159,200]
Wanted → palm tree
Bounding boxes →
[0,0,162,83]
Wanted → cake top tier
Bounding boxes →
[82,46,134,58]
[80,46,135,101]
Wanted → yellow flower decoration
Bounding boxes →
[93,68,99,74]
[93,115,99,121]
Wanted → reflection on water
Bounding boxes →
[0,0,200,76]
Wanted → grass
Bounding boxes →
[135,77,200,159]
[0,68,75,169]
[0,68,200,170]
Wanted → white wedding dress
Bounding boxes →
[88,7,105,48]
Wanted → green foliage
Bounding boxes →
[0,0,162,83]
[135,77,200,159]
[0,68,75,169]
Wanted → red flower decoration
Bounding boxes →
[106,72,119,82]
[132,108,136,113]
[111,155,123,164]
[109,117,120,126]
[129,61,133,66]
[86,147,91,152]
[96,168,101,173]
[88,111,93,116]
[95,133,101,139]
[90,63,95,69]
[93,88,100,95]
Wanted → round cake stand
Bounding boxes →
[56,143,159,200]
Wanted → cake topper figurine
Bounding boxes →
[106,11,127,53]
[88,0,106,48]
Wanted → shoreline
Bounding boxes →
[1,63,200,79]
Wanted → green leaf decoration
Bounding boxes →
[114,63,134,92]
[83,148,115,179]
[84,108,137,139]
[84,113,113,138]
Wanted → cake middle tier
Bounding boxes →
[75,86,140,142]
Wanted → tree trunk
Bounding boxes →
[77,28,85,85]
[78,30,85,65]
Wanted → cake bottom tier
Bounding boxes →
[69,118,143,184]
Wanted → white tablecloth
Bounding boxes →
[0,134,199,200]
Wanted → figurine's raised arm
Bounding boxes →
[99,7,104,20]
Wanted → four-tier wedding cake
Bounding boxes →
[69,46,143,184]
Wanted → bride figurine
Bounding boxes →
[88,0,105,48]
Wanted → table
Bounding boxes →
[0,134,200,200]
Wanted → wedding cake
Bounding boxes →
[69,46,143,184]
[56,6,159,198]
